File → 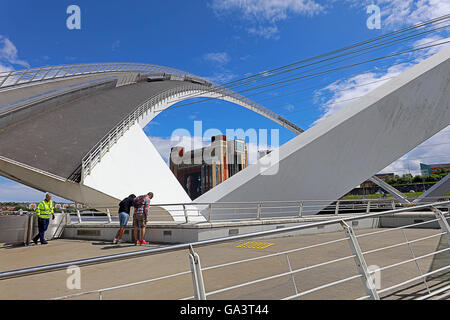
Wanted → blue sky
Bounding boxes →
[0,0,449,202]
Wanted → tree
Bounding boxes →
[399,174,413,185]
[425,174,441,182]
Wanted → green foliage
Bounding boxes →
[385,169,449,186]
[425,174,441,182]
[344,192,424,200]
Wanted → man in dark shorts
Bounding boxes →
[133,192,153,245]
[113,194,136,244]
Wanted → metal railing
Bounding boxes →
[68,196,450,224]
[0,62,302,134]
[0,63,197,89]
[1,200,449,300]
[0,76,117,112]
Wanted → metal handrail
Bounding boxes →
[54,213,449,300]
[0,200,448,281]
[417,284,450,300]
[86,196,450,209]
[70,197,448,224]
[0,62,197,89]
[196,225,447,299]
[355,256,450,300]
[0,76,117,111]
[51,270,193,300]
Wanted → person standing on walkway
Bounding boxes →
[33,193,55,245]
[113,194,136,244]
[132,192,153,245]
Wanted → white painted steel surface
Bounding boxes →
[82,124,196,221]
[197,47,450,216]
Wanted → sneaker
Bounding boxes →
[113,238,118,244]
[41,240,48,245]
[117,239,123,244]
[134,240,140,246]
[140,240,148,245]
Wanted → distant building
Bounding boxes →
[420,162,450,176]
[360,173,395,188]
[170,135,248,199]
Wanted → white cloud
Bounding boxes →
[201,52,238,83]
[210,0,324,22]
[247,25,280,40]
[0,35,29,72]
[411,35,450,58]
[211,0,450,39]
[209,0,324,39]
[313,62,410,126]
[380,126,450,176]
[205,70,239,83]
[347,0,450,29]
[380,0,450,29]
[203,52,230,65]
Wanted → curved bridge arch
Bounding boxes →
[0,63,303,219]
[80,81,303,182]
[0,62,302,135]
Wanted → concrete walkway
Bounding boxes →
[0,227,448,300]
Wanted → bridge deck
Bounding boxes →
[0,80,186,179]
[0,228,447,300]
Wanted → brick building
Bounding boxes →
[170,135,248,199]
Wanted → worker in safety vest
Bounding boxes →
[32,193,55,245]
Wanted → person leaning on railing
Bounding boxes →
[132,192,153,246]
[113,194,136,244]
[32,193,55,245]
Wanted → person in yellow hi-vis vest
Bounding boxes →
[33,193,55,245]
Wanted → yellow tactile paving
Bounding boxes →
[236,241,275,249]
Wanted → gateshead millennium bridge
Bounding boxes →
[0,47,449,221]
